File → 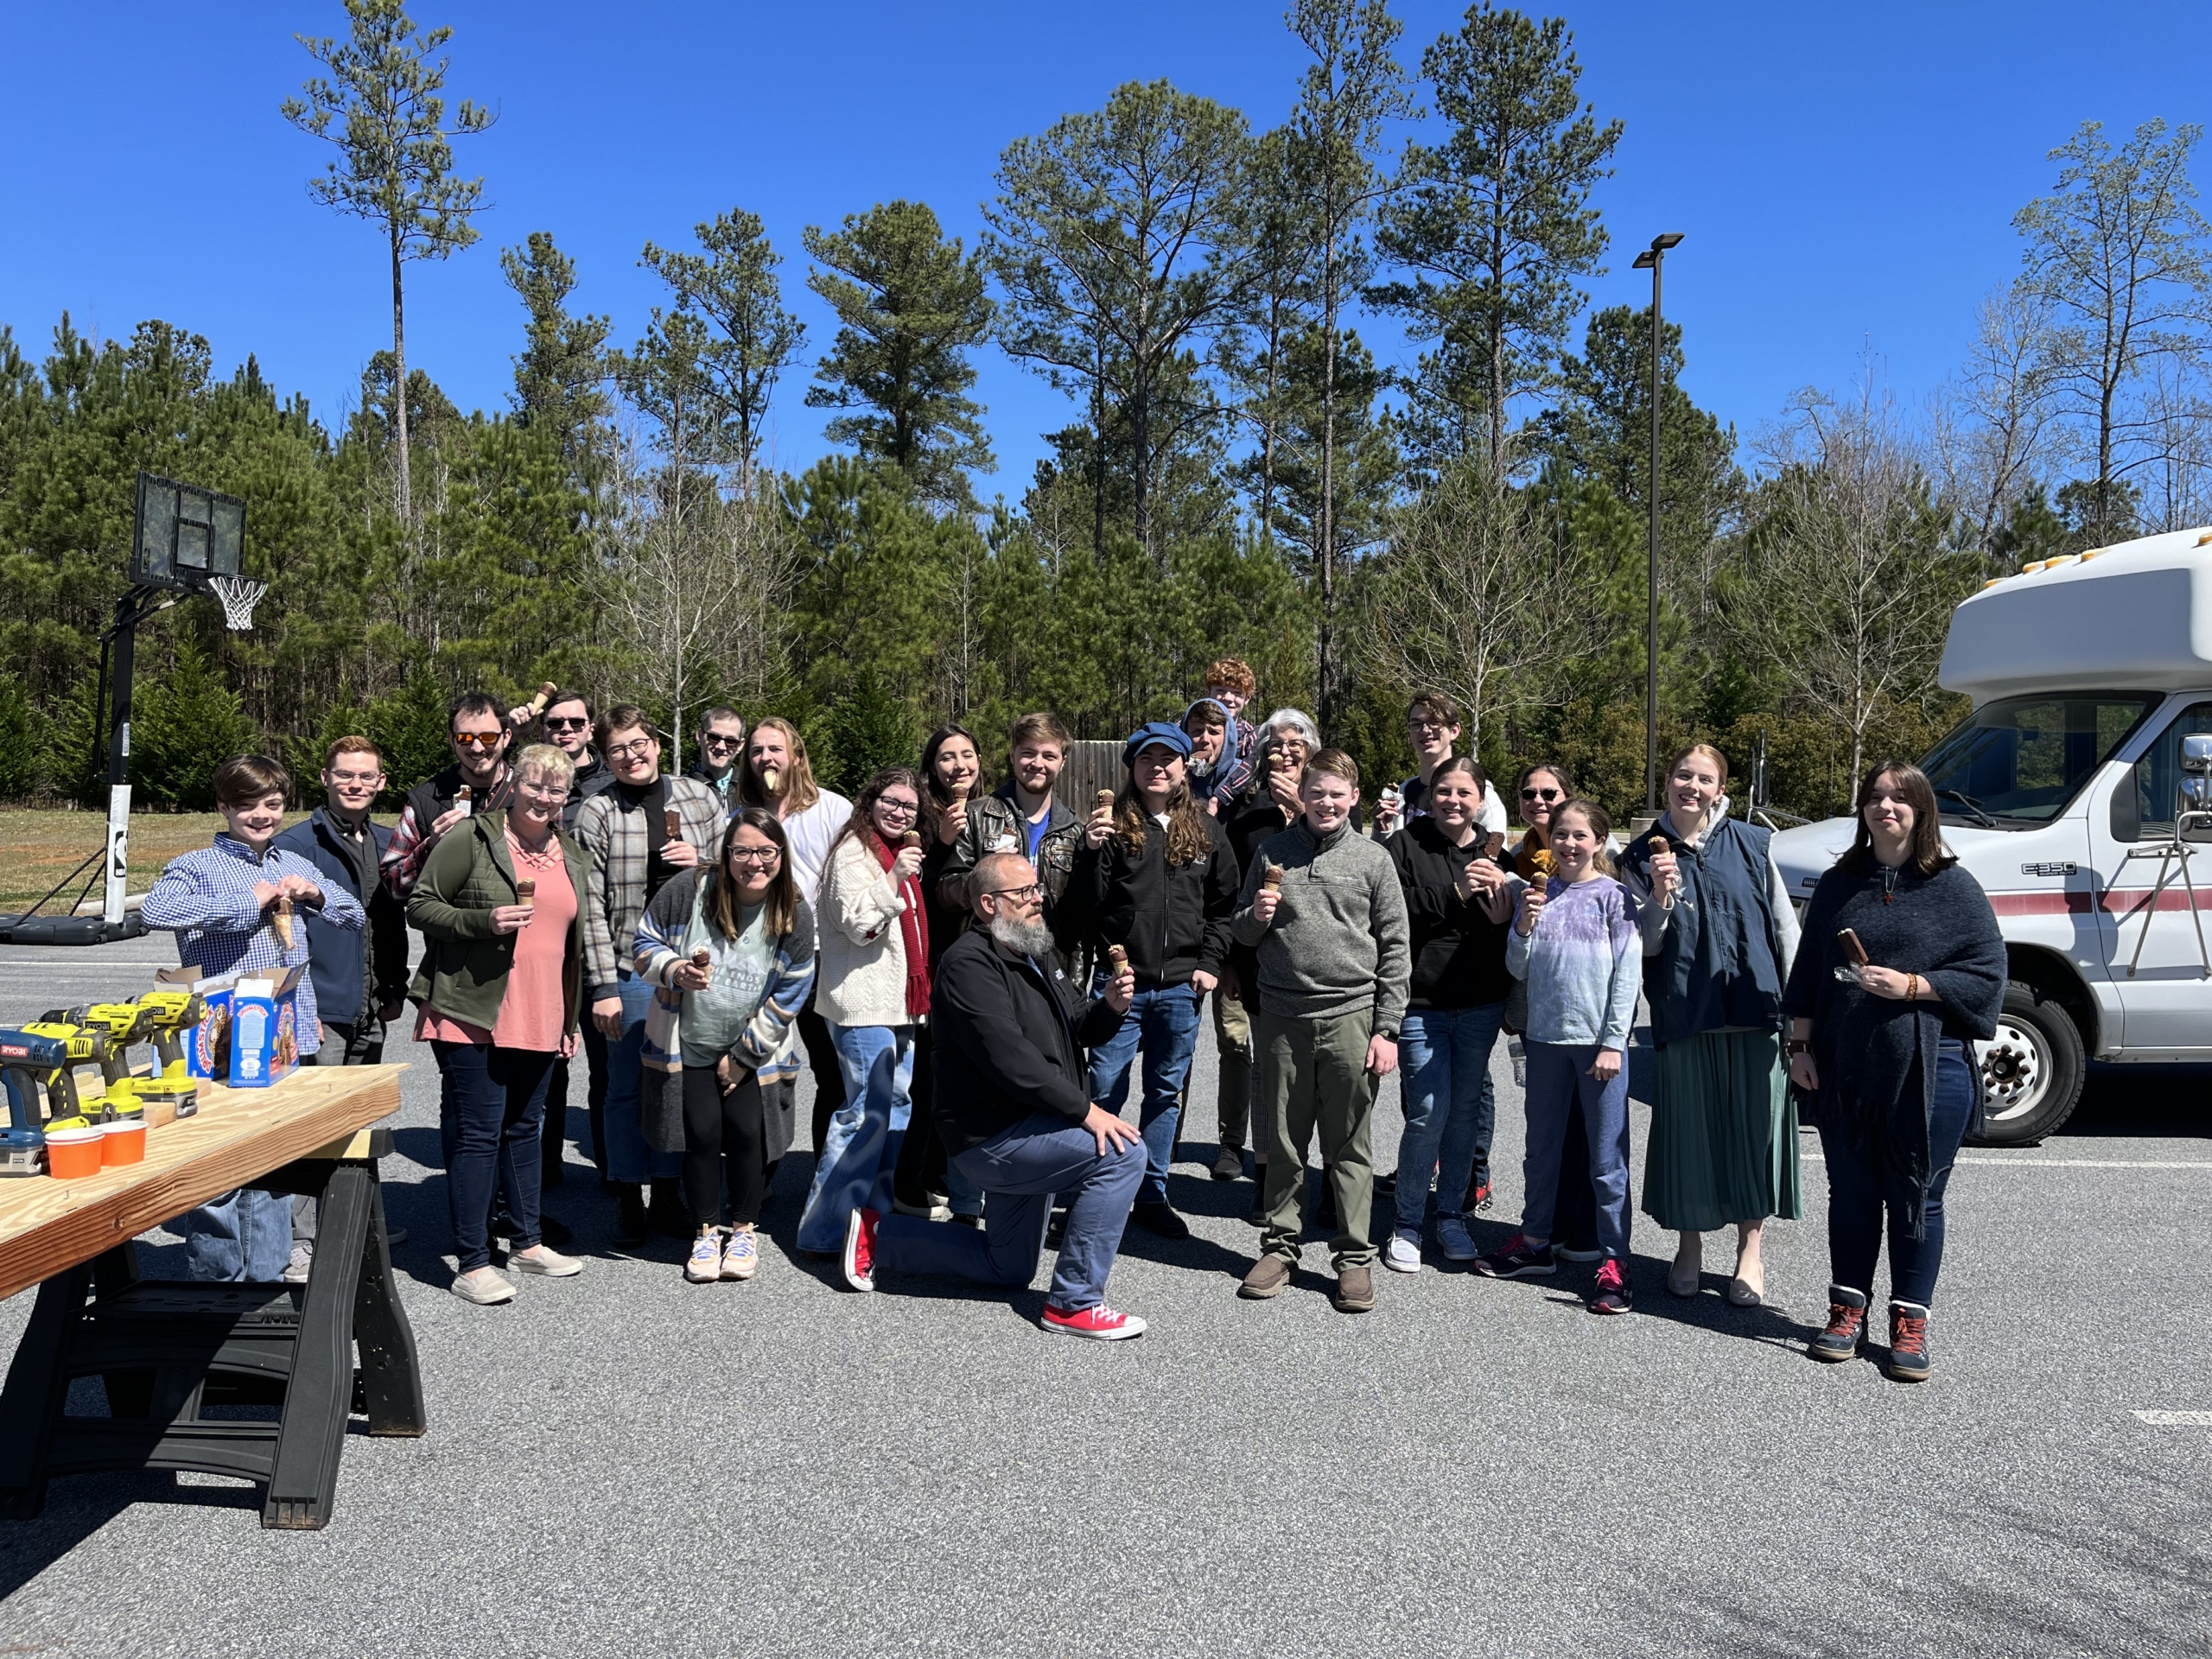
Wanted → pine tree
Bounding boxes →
[502,232,612,467]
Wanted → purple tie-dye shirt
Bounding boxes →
[1505,874,1641,1051]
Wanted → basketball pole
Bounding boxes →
[99,584,175,930]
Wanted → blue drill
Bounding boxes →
[0,1028,74,1177]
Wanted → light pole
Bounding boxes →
[1632,232,1682,815]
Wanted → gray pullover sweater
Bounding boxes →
[1231,819,1411,1028]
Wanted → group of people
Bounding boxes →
[141,659,2009,1374]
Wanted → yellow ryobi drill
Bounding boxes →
[130,991,206,1116]
[49,1002,160,1115]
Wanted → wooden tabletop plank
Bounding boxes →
[0,1065,406,1303]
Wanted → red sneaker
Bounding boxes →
[1039,1302,1147,1340]
[1588,1256,1633,1315]
[842,1207,879,1292]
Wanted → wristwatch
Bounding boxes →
[1376,1029,1399,1043]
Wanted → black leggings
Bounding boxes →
[683,1065,767,1227]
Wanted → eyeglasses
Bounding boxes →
[606,738,658,760]
[728,848,783,866]
[518,781,570,803]
[1521,787,1562,802]
[453,731,504,750]
[875,798,921,819]
[543,716,590,732]
[702,734,743,750]
[983,882,1043,903]
[1408,718,1452,733]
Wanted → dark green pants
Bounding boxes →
[1255,1007,1378,1269]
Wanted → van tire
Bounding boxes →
[1969,981,2086,1146]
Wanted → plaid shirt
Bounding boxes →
[141,834,366,1056]
[575,775,728,997]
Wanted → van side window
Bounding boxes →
[2124,703,2212,841]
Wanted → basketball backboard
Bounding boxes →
[130,471,245,592]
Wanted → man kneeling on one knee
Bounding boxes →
[845,851,1149,1339]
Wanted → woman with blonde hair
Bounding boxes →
[1620,743,1802,1306]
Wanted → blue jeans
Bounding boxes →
[797,1023,912,1253]
[1086,978,1204,1206]
[1821,1039,1974,1306]
[875,1110,1145,1312]
[184,1189,293,1281]
[434,1040,555,1273]
[603,971,681,1185]
[1520,1040,1634,1261]
[1395,1001,1507,1235]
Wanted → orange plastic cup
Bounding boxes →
[102,1118,147,1166]
[46,1126,105,1179]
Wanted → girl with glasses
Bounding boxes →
[636,808,817,1284]
[797,768,934,1285]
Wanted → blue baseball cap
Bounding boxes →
[1123,720,1194,770]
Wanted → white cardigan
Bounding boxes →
[815,833,914,1029]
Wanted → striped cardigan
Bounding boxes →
[575,775,728,998]
[633,870,816,1085]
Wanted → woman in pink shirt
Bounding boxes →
[407,743,593,1305]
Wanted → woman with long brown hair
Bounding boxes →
[635,809,817,1284]
[797,766,932,1285]
[890,724,987,1224]
[1783,761,2005,1382]
[1066,721,1242,1237]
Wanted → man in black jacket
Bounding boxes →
[850,852,1150,1339]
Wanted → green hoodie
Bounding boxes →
[1230,819,1411,1029]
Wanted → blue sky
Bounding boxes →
[4,2,2208,499]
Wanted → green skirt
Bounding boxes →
[1640,1028,1802,1231]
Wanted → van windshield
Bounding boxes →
[1916,693,2159,825]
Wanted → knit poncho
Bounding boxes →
[1781,857,2005,1236]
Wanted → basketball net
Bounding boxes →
[205,574,268,632]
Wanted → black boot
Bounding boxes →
[649,1178,689,1238]
[613,1185,648,1246]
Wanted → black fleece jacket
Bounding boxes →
[931,926,1124,1154]
[1065,810,1240,984]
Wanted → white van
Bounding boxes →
[1769,525,2212,1143]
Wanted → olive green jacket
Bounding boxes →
[407,810,590,1036]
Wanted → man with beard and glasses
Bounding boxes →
[846,853,1149,1339]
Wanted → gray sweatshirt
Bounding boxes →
[1231,820,1411,1028]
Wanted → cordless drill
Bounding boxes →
[0,1028,87,1173]
[48,1002,160,1115]
[16,1020,107,1116]
[129,991,206,1117]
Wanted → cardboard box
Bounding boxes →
[157,964,304,1088]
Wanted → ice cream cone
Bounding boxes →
[664,807,682,842]
[901,830,922,849]
[271,895,295,950]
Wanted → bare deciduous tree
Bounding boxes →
[1367,453,1597,737]
[1932,285,2064,562]
[591,423,796,741]
[1732,379,1975,790]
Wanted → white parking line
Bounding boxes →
[1801,1152,2212,1170]
[2133,1410,2212,1426]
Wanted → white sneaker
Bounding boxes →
[721,1226,759,1281]
[685,1230,723,1283]
[1382,1231,1424,1274]
[1436,1217,1478,1262]
[283,1243,314,1285]
[511,1243,582,1277]
[450,1266,516,1305]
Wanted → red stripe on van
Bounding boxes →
[1986,888,2210,918]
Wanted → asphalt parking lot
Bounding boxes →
[0,935,2209,1657]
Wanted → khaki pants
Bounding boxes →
[1255,1007,1378,1269]
[1213,987,1255,1150]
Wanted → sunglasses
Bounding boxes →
[453,731,504,750]
[702,734,743,750]
[543,716,590,732]
[1522,787,1562,802]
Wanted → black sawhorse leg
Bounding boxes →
[0,1134,425,1529]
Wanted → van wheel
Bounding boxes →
[1970,982,2085,1146]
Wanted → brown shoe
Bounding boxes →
[1333,1263,1376,1313]
[1239,1255,1294,1299]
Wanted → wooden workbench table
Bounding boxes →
[0,1064,424,1529]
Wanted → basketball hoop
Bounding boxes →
[206,574,268,632]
